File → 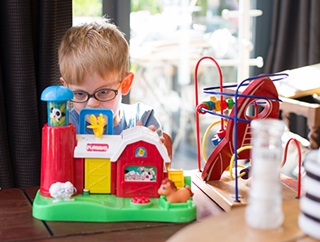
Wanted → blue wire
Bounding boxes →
[199,73,288,202]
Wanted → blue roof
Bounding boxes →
[41,86,74,102]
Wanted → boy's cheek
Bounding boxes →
[73,103,86,114]
[101,96,122,118]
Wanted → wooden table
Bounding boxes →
[1,173,316,241]
[187,171,319,242]
[0,183,222,242]
[168,171,317,242]
[168,199,319,242]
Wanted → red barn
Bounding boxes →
[74,126,171,198]
[112,126,170,198]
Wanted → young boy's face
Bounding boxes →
[63,72,124,126]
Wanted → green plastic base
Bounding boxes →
[33,190,196,223]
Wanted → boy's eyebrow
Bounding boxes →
[70,88,87,92]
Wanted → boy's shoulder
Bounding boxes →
[120,102,157,127]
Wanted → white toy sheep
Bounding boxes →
[49,181,76,202]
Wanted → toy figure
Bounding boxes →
[50,104,66,124]
[41,85,73,126]
[158,178,193,203]
[87,114,106,138]
[49,181,77,202]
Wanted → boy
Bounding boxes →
[58,18,162,136]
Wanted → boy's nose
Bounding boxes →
[87,96,100,108]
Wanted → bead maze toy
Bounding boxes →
[32,86,196,223]
[192,56,302,211]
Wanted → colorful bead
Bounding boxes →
[240,165,251,180]
[215,100,221,111]
[203,101,215,111]
[216,129,226,138]
[199,97,234,114]
[227,99,234,109]
[220,99,228,110]
[210,96,217,102]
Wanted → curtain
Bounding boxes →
[263,0,320,141]
[0,0,72,188]
[265,0,320,73]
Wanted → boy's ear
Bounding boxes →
[60,77,67,87]
[121,72,134,95]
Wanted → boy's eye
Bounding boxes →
[96,89,113,98]
[73,92,88,100]
[98,90,109,95]
[74,92,86,96]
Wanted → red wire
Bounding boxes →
[194,56,224,171]
[282,138,302,198]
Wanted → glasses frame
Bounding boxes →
[71,82,122,103]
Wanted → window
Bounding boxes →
[72,0,262,170]
[73,0,102,25]
[130,0,261,170]
[125,166,157,181]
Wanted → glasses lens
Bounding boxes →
[95,89,117,101]
[72,91,88,102]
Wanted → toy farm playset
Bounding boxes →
[32,86,195,223]
[33,55,303,223]
[191,56,302,211]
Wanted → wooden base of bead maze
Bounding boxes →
[191,170,299,212]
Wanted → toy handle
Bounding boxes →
[79,108,114,135]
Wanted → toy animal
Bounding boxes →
[49,103,66,125]
[158,178,193,203]
[49,181,77,202]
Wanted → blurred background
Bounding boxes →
[73,0,265,170]
[2,0,318,188]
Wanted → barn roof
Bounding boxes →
[110,126,171,163]
[74,126,171,163]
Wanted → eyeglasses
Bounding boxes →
[71,82,122,103]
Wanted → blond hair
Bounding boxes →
[58,18,129,85]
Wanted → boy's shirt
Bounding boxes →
[69,102,162,135]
